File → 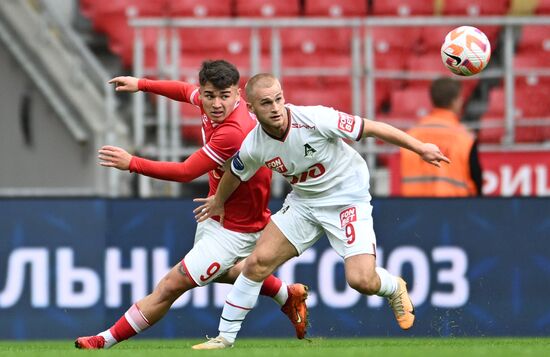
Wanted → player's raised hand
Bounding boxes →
[98,145,133,170]
[419,143,451,167]
[193,196,225,225]
[108,76,139,92]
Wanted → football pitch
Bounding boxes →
[1,338,549,357]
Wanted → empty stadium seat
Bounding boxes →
[283,78,353,113]
[304,0,368,17]
[479,85,550,143]
[442,0,509,15]
[536,0,550,14]
[167,0,232,17]
[371,0,435,16]
[235,0,301,17]
[516,25,550,53]
[385,87,433,122]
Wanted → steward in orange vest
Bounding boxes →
[400,78,483,197]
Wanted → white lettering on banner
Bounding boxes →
[105,248,147,307]
[0,246,469,309]
[483,164,550,196]
[56,248,100,308]
[536,165,550,195]
[318,250,361,308]
[431,247,469,308]
[501,165,531,196]
[277,249,318,307]
[0,248,48,308]
[386,246,430,306]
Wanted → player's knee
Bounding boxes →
[154,274,189,302]
[243,254,273,280]
[347,275,379,295]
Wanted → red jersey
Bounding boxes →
[135,79,272,233]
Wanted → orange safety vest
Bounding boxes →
[400,109,478,197]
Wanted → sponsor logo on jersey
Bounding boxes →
[265,157,288,173]
[304,143,316,158]
[232,153,245,171]
[337,112,355,133]
[340,206,357,228]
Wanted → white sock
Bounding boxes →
[98,329,117,349]
[218,274,262,344]
[375,267,399,298]
[273,282,288,306]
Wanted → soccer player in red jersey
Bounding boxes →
[74,61,308,350]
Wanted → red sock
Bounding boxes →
[260,275,283,297]
[109,304,151,342]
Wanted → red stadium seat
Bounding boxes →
[167,0,232,17]
[480,85,550,143]
[442,0,509,15]
[283,78,353,113]
[235,0,301,17]
[371,0,435,16]
[386,87,433,121]
[535,0,550,14]
[304,0,368,17]
[276,28,354,70]
[516,25,550,53]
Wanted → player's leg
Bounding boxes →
[75,262,196,349]
[193,200,324,349]
[322,203,415,330]
[344,254,414,329]
[216,260,288,305]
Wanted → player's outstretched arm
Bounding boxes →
[108,76,139,92]
[193,169,241,225]
[362,119,450,167]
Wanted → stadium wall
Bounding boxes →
[0,42,99,195]
[1,198,549,339]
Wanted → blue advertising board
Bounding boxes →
[1,198,549,339]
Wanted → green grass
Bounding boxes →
[1,338,550,357]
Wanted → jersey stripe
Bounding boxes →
[203,145,225,165]
[189,88,200,105]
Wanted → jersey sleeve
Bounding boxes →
[202,123,244,166]
[315,106,364,141]
[138,79,201,106]
[129,149,218,182]
[229,136,262,182]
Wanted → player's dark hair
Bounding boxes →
[198,60,240,89]
[430,77,462,108]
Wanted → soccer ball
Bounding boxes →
[440,26,491,76]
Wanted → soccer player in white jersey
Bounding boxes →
[192,73,450,349]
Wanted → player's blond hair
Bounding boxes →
[245,73,278,101]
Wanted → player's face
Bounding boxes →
[199,82,240,123]
[248,81,287,136]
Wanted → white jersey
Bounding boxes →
[231,104,372,207]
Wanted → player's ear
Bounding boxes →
[246,102,254,113]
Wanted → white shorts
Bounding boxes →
[181,218,260,286]
[271,196,377,259]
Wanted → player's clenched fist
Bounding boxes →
[108,76,139,92]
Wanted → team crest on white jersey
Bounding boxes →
[265,157,288,173]
[304,143,316,158]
